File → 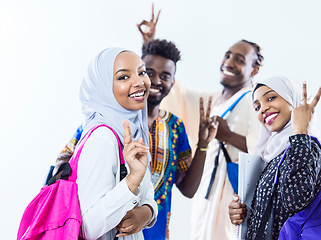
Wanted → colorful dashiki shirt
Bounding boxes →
[48,110,192,240]
[143,110,192,240]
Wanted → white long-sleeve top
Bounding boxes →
[77,127,157,240]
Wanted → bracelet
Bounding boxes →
[196,144,209,152]
[125,176,140,186]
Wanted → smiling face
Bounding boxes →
[113,51,151,110]
[253,85,293,132]
[142,54,176,107]
[220,41,259,89]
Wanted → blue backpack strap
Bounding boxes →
[221,143,238,194]
[221,91,251,194]
[220,90,251,118]
[205,91,250,198]
[205,144,222,199]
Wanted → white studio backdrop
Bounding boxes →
[1,0,321,239]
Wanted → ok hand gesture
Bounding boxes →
[198,96,218,148]
[292,82,321,135]
[122,120,149,191]
[137,3,161,43]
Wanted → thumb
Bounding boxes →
[138,137,145,145]
[213,116,219,128]
[233,194,239,202]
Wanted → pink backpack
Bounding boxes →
[17,124,126,240]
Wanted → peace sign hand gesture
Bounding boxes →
[122,120,149,192]
[292,82,321,135]
[137,3,161,43]
[198,96,218,148]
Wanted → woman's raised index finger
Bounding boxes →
[302,81,308,105]
[122,120,132,145]
[206,96,213,118]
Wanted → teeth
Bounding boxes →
[129,91,144,98]
[265,113,278,123]
[223,70,235,76]
[150,88,160,93]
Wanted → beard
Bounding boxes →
[147,91,170,107]
[147,98,163,107]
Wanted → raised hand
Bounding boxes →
[292,82,321,135]
[228,194,247,225]
[137,3,161,43]
[198,96,218,148]
[115,205,153,238]
[122,120,149,191]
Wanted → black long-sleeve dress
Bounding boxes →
[246,134,321,240]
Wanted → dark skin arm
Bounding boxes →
[176,96,218,198]
[115,205,153,238]
[214,116,248,153]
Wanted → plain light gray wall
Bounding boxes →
[1,0,321,239]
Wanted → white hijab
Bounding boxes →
[254,76,319,163]
[79,47,150,148]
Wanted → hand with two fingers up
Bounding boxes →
[292,82,321,135]
[137,3,161,43]
[198,96,218,149]
[122,120,149,194]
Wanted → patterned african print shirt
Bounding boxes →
[143,110,192,240]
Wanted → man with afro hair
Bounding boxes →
[141,39,216,240]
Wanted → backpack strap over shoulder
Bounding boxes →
[204,91,251,198]
[68,124,126,182]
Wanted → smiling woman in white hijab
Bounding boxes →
[228,76,321,240]
[254,76,319,163]
[79,48,150,146]
[77,47,157,240]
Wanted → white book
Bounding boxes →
[237,152,265,240]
